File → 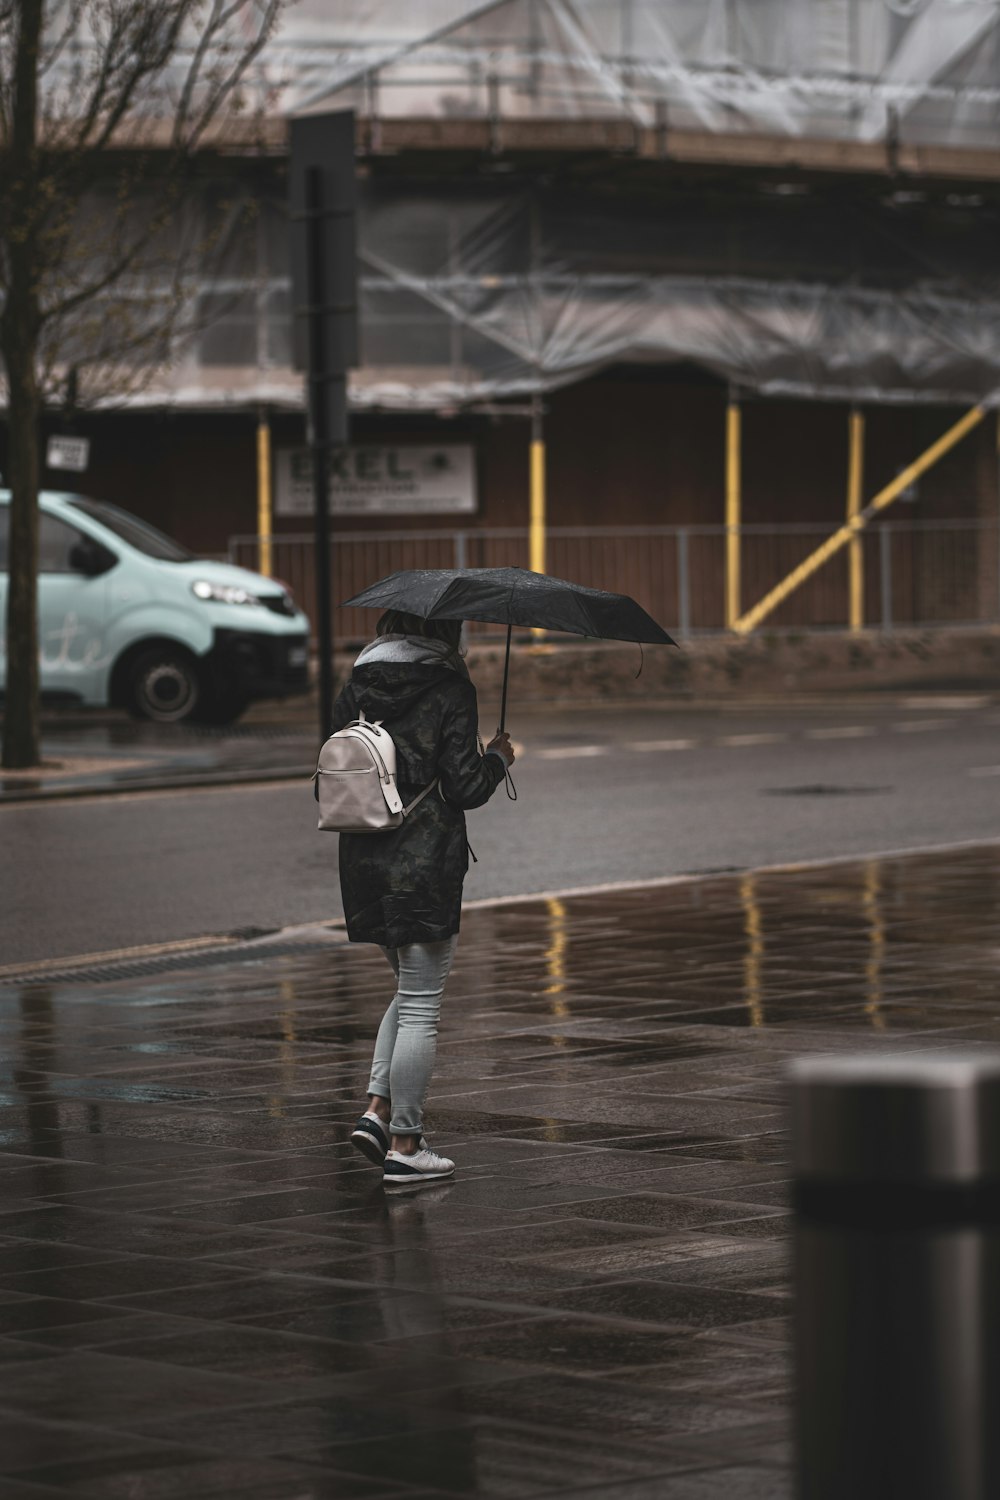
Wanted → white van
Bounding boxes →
[0,491,310,724]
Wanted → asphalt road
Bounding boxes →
[3,695,999,967]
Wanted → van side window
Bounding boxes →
[0,510,90,574]
[38,514,88,574]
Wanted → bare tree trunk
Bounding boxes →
[2,334,41,770]
[1,0,44,770]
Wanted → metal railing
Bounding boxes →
[227,520,1000,644]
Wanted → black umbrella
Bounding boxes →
[342,566,677,730]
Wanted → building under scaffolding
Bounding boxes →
[11,1,1000,635]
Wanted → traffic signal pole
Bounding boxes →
[305,164,334,741]
[289,111,357,745]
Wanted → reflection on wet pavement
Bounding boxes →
[0,723,312,799]
[1,844,999,1496]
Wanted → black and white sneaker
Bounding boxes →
[351,1114,430,1166]
[350,1112,391,1165]
[383,1145,456,1186]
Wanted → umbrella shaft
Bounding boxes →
[500,624,512,733]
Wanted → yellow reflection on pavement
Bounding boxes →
[741,873,765,1027]
[541,897,572,1138]
[544,897,569,1006]
[863,861,886,1030]
[268,976,300,1118]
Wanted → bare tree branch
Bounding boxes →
[173,0,229,141]
[57,3,193,156]
[0,0,288,765]
[176,0,282,150]
[39,0,86,77]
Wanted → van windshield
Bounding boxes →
[66,497,194,562]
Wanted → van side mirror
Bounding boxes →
[69,539,116,577]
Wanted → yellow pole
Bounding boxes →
[734,404,986,636]
[256,407,273,579]
[529,396,547,645]
[847,408,865,631]
[529,397,546,575]
[725,395,742,630]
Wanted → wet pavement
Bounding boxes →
[0,723,314,802]
[1,844,999,1496]
[7,690,997,804]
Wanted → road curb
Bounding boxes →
[14,834,1000,989]
[0,765,309,806]
[0,919,348,987]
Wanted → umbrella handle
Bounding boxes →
[499,623,512,734]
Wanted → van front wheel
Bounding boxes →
[127,647,200,723]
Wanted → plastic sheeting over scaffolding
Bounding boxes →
[151,169,1000,412]
[274,0,1000,148]
[353,171,1000,408]
[134,0,1000,410]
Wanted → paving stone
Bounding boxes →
[2,845,999,1493]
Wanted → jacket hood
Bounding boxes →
[349,635,468,721]
[354,634,467,673]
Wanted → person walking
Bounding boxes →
[335,610,514,1186]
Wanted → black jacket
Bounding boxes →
[332,657,506,947]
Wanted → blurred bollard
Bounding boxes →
[790,1052,1000,1500]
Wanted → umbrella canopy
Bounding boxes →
[342,566,677,732]
[343,567,676,645]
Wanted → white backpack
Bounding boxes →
[313,710,438,833]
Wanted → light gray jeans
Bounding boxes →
[367,936,458,1136]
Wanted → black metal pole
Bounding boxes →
[499,623,512,732]
[305,164,333,743]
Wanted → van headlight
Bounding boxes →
[191,580,262,607]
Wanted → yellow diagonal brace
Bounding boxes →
[733,404,987,636]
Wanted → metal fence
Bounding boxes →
[227,521,1000,645]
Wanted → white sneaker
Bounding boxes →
[351,1113,429,1167]
[383,1145,456,1186]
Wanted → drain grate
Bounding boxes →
[763,785,892,797]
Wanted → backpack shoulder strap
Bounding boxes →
[402,777,440,819]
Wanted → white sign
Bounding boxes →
[47,435,90,472]
[275,445,477,517]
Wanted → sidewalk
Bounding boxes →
[1,845,998,1497]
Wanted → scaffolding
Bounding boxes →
[49,0,995,416]
[274,0,1000,150]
